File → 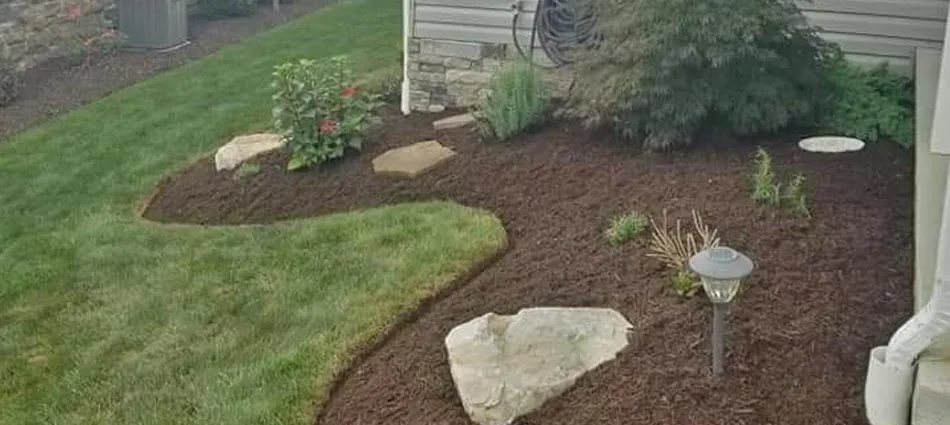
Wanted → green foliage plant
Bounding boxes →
[59,5,127,67]
[783,173,811,218]
[475,61,551,141]
[271,56,383,170]
[819,61,914,148]
[751,147,781,206]
[751,147,811,217]
[566,0,837,150]
[605,211,647,246]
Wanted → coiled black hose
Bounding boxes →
[512,0,598,68]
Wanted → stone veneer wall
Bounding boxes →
[0,0,115,69]
[406,37,572,112]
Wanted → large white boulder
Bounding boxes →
[214,133,285,171]
[445,307,632,425]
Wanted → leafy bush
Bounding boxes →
[65,27,127,67]
[196,0,257,19]
[271,56,382,170]
[647,210,720,298]
[819,61,914,147]
[750,147,811,217]
[605,211,647,246]
[783,174,810,218]
[566,0,837,150]
[0,54,19,108]
[475,61,551,141]
[751,147,781,206]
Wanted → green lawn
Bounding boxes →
[0,2,507,424]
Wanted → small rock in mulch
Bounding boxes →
[433,113,476,131]
[798,136,865,153]
[214,133,284,171]
[372,140,456,178]
[445,307,632,425]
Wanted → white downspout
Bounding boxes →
[400,0,413,115]
[864,9,950,420]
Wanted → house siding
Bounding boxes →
[411,0,950,75]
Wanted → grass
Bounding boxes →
[604,211,647,246]
[0,1,508,424]
[475,61,551,141]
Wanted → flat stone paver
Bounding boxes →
[433,113,476,131]
[798,136,865,153]
[215,133,285,171]
[372,140,457,178]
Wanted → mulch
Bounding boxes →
[0,0,332,141]
[143,107,913,425]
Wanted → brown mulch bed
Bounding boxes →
[143,108,913,425]
[0,1,331,141]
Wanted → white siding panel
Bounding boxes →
[805,10,946,41]
[416,5,535,30]
[798,0,947,21]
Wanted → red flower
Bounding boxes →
[341,86,358,98]
[319,120,339,135]
[67,5,82,19]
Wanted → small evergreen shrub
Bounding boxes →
[196,0,257,19]
[0,54,19,108]
[819,61,914,148]
[751,148,781,206]
[475,61,551,141]
[750,147,811,217]
[567,0,837,150]
[605,211,647,246]
[271,56,382,170]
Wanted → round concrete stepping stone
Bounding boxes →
[372,140,457,178]
[798,136,865,153]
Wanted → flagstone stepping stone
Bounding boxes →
[372,141,457,177]
[433,113,476,131]
[798,136,865,153]
[215,133,285,171]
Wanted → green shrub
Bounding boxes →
[196,0,257,19]
[567,0,837,150]
[819,61,914,148]
[605,211,647,246]
[783,174,811,218]
[271,56,382,170]
[0,54,19,108]
[751,147,781,206]
[475,61,551,141]
[751,148,811,217]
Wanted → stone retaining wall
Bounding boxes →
[0,0,115,69]
[406,37,572,112]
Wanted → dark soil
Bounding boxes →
[0,1,331,141]
[143,107,913,425]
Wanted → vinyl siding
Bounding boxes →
[411,0,949,75]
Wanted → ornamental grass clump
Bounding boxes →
[566,0,837,150]
[271,56,382,170]
[647,210,720,297]
[476,61,551,141]
[605,211,648,246]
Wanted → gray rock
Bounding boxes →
[433,113,476,130]
[214,133,284,171]
[372,140,456,177]
[445,307,632,425]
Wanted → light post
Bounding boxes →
[689,246,755,376]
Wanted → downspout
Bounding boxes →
[400,0,413,115]
[864,88,950,425]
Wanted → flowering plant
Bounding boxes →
[271,56,383,170]
[62,5,127,67]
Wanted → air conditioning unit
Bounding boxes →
[117,0,188,50]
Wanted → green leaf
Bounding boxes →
[287,155,309,171]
